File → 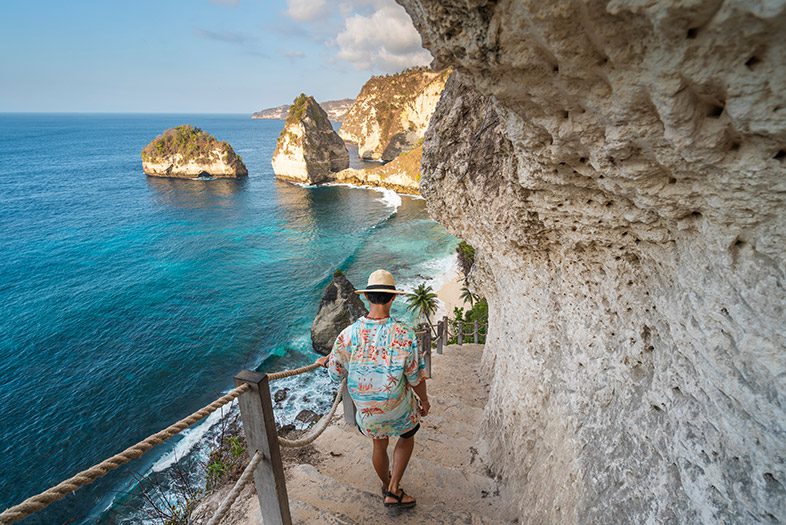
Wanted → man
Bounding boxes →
[315,269,429,509]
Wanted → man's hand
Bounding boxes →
[315,355,329,368]
[419,398,430,417]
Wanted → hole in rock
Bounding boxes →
[668,177,677,184]
[651,404,662,411]
[734,238,745,248]
[707,103,724,118]
[730,141,740,151]
[775,149,786,161]
[561,110,569,119]
[672,386,681,393]
[579,157,587,163]
[763,472,778,484]
[744,55,761,69]
[692,211,702,218]
[687,27,698,39]
[606,201,613,207]
[775,105,782,113]
[553,65,559,73]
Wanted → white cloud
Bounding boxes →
[282,0,431,73]
[286,0,329,22]
[333,3,431,72]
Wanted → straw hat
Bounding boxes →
[354,269,408,295]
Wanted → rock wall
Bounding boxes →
[398,0,786,523]
[339,67,450,161]
[333,144,422,195]
[272,94,349,184]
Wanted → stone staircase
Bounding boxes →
[214,344,517,524]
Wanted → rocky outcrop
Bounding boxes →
[252,98,354,122]
[311,271,368,355]
[339,67,450,161]
[398,1,786,523]
[141,125,247,178]
[333,143,422,195]
[272,94,349,184]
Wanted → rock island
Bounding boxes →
[141,125,248,178]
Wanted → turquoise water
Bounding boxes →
[0,114,456,523]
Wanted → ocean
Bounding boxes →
[0,114,457,523]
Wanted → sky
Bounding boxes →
[0,0,433,113]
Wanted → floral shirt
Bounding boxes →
[327,316,426,438]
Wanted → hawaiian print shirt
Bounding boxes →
[327,316,426,438]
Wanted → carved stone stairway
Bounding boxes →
[213,344,517,524]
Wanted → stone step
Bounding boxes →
[287,463,509,525]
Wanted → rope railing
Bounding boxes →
[0,361,330,525]
[206,451,262,525]
[278,378,346,448]
[0,383,252,525]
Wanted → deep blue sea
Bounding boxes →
[0,114,456,523]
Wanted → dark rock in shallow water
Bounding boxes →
[278,424,296,435]
[295,409,320,425]
[311,270,368,355]
[274,388,289,403]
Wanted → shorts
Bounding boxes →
[357,422,421,439]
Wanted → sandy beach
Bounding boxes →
[435,262,465,320]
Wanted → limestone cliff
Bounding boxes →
[141,125,247,178]
[398,1,786,523]
[333,143,422,195]
[339,67,449,161]
[311,271,368,355]
[272,94,349,184]
[252,98,354,122]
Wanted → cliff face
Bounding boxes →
[272,94,349,184]
[252,98,354,122]
[333,144,422,195]
[398,1,786,523]
[141,125,247,178]
[339,67,449,161]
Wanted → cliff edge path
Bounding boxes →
[198,343,517,524]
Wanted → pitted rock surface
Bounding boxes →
[397,1,786,523]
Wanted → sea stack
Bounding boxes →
[141,125,247,178]
[311,270,368,355]
[339,67,450,161]
[271,94,349,184]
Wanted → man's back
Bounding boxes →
[328,316,426,439]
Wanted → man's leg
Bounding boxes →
[385,436,416,504]
[372,437,390,488]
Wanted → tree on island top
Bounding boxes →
[141,125,242,165]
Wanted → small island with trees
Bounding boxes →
[141,125,248,179]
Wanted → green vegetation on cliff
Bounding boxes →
[141,125,241,165]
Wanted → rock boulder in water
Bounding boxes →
[271,94,349,184]
[311,271,368,355]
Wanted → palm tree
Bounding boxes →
[406,283,439,329]
[460,285,479,307]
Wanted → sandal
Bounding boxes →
[383,488,416,508]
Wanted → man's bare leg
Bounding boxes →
[372,437,391,488]
[385,436,416,504]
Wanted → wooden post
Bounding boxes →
[341,380,356,426]
[436,320,444,355]
[457,321,463,345]
[234,370,291,525]
[474,320,479,344]
[442,316,449,344]
[421,326,432,378]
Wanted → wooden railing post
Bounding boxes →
[341,380,356,426]
[234,370,292,525]
[474,320,479,344]
[457,321,463,345]
[419,325,432,378]
[436,320,444,355]
[443,316,449,342]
